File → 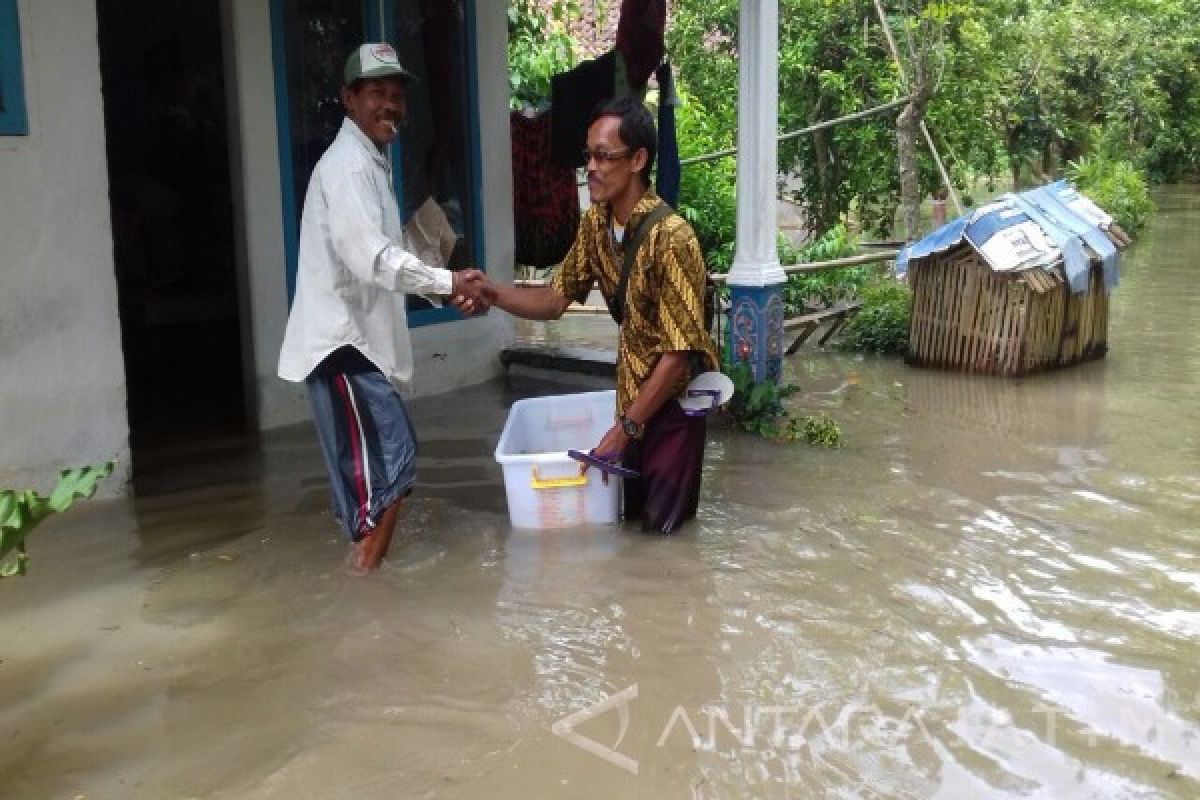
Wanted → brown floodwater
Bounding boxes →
[3,187,1198,799]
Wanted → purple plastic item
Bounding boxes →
[567,449,640,479]
[681,388,723,416]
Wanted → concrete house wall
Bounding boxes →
[0,0,131,492]
[1,0,515,492]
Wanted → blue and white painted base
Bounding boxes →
[728,283,786,383]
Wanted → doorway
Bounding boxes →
[97,0,246,456]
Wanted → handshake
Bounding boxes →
[448,268,498,316]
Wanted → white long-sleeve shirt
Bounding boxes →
[277,117,454,385]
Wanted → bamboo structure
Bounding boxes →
[906,233,1121,377]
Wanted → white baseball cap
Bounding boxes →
[344,42,414,86]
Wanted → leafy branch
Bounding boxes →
[1,463,114,578]
[723,362,842,447]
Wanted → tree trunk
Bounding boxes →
[1005,126,1021,189]
[809,96,836,231]
[897,102,922,242]
[886,1,933,243]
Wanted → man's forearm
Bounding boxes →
[624,351,690,426]
[491,285,570,321]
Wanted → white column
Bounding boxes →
[727,0,784,288]
[726,0,785,383]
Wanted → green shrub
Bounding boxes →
[837,279,912,355]
[722,362,842,446]
[724,361,797,438]
[799,414,843,448]
[675,89,738,264]
[779,224,871,315]
[796,223,858,263]
[1066,156,1155,233]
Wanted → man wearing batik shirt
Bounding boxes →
[459,96,717,533]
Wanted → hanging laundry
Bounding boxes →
[548,0,667,170]
[549,51,617,168]
[615,0,667,91]
[654,61,681,207]
[511,109,581,268]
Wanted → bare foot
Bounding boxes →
[355,529,391,571]
[342,539,372,576]
[373,501,404,563]
[342,501,405,575]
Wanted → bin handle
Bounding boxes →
[530,466,588,490]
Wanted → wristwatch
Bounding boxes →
[619,414,645,440]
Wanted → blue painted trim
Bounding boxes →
[463,0,485,272]
[409,306,466,328]
[269,0,300,302]
[365,1,381,40]
[728,284,785,384]
[0,0,29,135]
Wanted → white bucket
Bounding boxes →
[493,390,621,529]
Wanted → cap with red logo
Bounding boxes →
[343,43,414,86]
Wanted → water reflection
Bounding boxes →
[2,188,1199,798]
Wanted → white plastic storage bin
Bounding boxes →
[494,390,621,529]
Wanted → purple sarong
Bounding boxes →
[622,400,706,533]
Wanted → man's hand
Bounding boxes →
[582,424,630,485]
[450,269,495,316]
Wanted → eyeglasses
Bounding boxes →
[582,147,631,164]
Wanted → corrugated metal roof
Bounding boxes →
[897,181,1124,294]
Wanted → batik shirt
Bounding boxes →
[550,191,718,415]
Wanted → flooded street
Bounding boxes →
[3,187,1199,799]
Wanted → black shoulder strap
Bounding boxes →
[609,203,674,326]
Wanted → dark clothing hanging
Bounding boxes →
[654,62,681,207]
[547,1,670,183]
[510,109,581,267]
[615,0,667,91]
[549,51,617,168]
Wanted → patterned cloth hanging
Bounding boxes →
[510,109,581,268]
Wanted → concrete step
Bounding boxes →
[500,345,617,380]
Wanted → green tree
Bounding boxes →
[669,0,912,236]
[507,0,579,110]
[669,0,1199,236]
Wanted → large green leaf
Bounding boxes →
[0,462,113,578]
[47,463,114,513]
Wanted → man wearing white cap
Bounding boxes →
[278,42,488,572]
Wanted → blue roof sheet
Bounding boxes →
[896,181,1120,293]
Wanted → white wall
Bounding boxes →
[220,0,294,427]
[407,0,516,398]
[0,0,130,493]
[225,0,515,429]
